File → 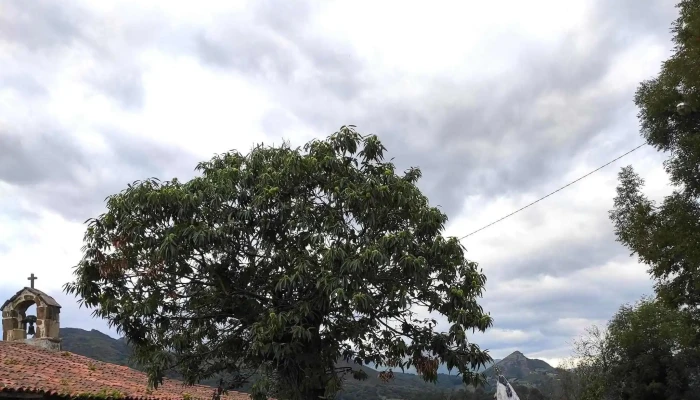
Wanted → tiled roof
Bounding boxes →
[0,341,253,400]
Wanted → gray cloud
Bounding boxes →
[85,65,145,111]
[0,0,147,111]
[99,130,200,178]
[195,0,365,100]
[0,119,200,223]
[193,1,312,79]
[604,0,679,37]
[0,194,41,222]
[23,131,201,222]
[479,267,654,343]
[0,0,85,52]
[260,108,299,138]
[0,73,48,98]
[0,0,676,223]
[0,206,40,257]
[486,290,637,332]
[196,28,296,81]
[489,231,623,279]
[190,0,675,221]
[0,131,87,186]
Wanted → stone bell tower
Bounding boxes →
[1,273,62,350]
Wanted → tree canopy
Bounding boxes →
[610,0,700,326]
[606,298,700,400]
[65,127,493,400]
[560,298,700,400]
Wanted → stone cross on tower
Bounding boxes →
[27,273,37,289]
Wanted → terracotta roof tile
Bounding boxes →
[0,342,255,400]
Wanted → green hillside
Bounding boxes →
[59,328,132,366]
[56,328,549,400]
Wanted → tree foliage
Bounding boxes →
[605,297,700,400]
[64,127,493,400]
[560,298,700,400]
[558,326,611,400]
[610,0,700,325]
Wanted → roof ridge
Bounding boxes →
[1,287,62,311]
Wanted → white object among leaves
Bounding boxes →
[495,375,520,400]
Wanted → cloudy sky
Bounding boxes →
[0,0,680,368]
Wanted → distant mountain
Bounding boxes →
[484,351,555,377]
[483,351,558,387]
[59,328,132,366]
[56,327,509,400]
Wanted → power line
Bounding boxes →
[458,143,648,240]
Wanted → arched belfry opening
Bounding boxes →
[1,273,62,350]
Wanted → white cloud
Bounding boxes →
[0,206,84,292]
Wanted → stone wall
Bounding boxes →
[22,337,61,351]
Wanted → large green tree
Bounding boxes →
[65,127,493,400]
[605,297,700,400]
[610,0,700,325]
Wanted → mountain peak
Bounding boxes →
[484,351,556,381]
[502,350,527,361]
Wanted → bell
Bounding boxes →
[27,324,35,336]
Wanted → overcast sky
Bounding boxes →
[0,0,679,368]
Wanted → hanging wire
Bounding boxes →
[458,143,647,240]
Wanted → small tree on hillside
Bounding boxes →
[65,127,493,400]
[610,0,700,326]
[559,326,612,400]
